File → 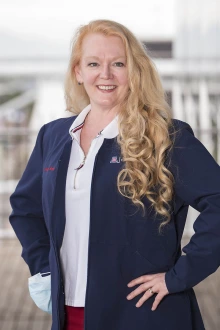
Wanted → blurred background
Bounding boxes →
[0,0,220,329]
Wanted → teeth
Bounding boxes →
[98,85,116,90]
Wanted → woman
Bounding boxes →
[9,19,220,330]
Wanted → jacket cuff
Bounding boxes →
[165,266,188,294]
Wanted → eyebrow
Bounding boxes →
[84,56,126,61]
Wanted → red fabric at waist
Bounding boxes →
[64,305,85,330]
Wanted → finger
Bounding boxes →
[127,274,157,287]
[135,286,157,307]
[127,280,157,300]
[151,293,165,311]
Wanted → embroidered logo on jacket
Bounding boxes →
[110,156,123,163]
[44,167,55,172]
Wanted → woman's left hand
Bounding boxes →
[126,272,169,311]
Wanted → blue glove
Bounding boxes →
[28,272,52,314]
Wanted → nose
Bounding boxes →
[100,64,113,79]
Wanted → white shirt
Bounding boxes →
[60,104,119,306]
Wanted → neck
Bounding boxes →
[85,104,119,128]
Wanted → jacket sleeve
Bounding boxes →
[165,121,220,293]
[9,125,50,276]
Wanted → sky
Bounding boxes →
[0,0,175,48]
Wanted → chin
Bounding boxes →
[95,99,117,107]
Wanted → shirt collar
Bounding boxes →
[69,104,119,140]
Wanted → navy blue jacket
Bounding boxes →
[9,116,220,330]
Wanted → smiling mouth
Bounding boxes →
[97,85,117,91]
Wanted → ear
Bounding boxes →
[74,64,83,83]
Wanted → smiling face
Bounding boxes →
[74,33,129,112]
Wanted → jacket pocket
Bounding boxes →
[119,245,164,283]
[28,272,52,314]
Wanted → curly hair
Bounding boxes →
[64,19,177,234]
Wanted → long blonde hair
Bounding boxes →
[64,19,177,234]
